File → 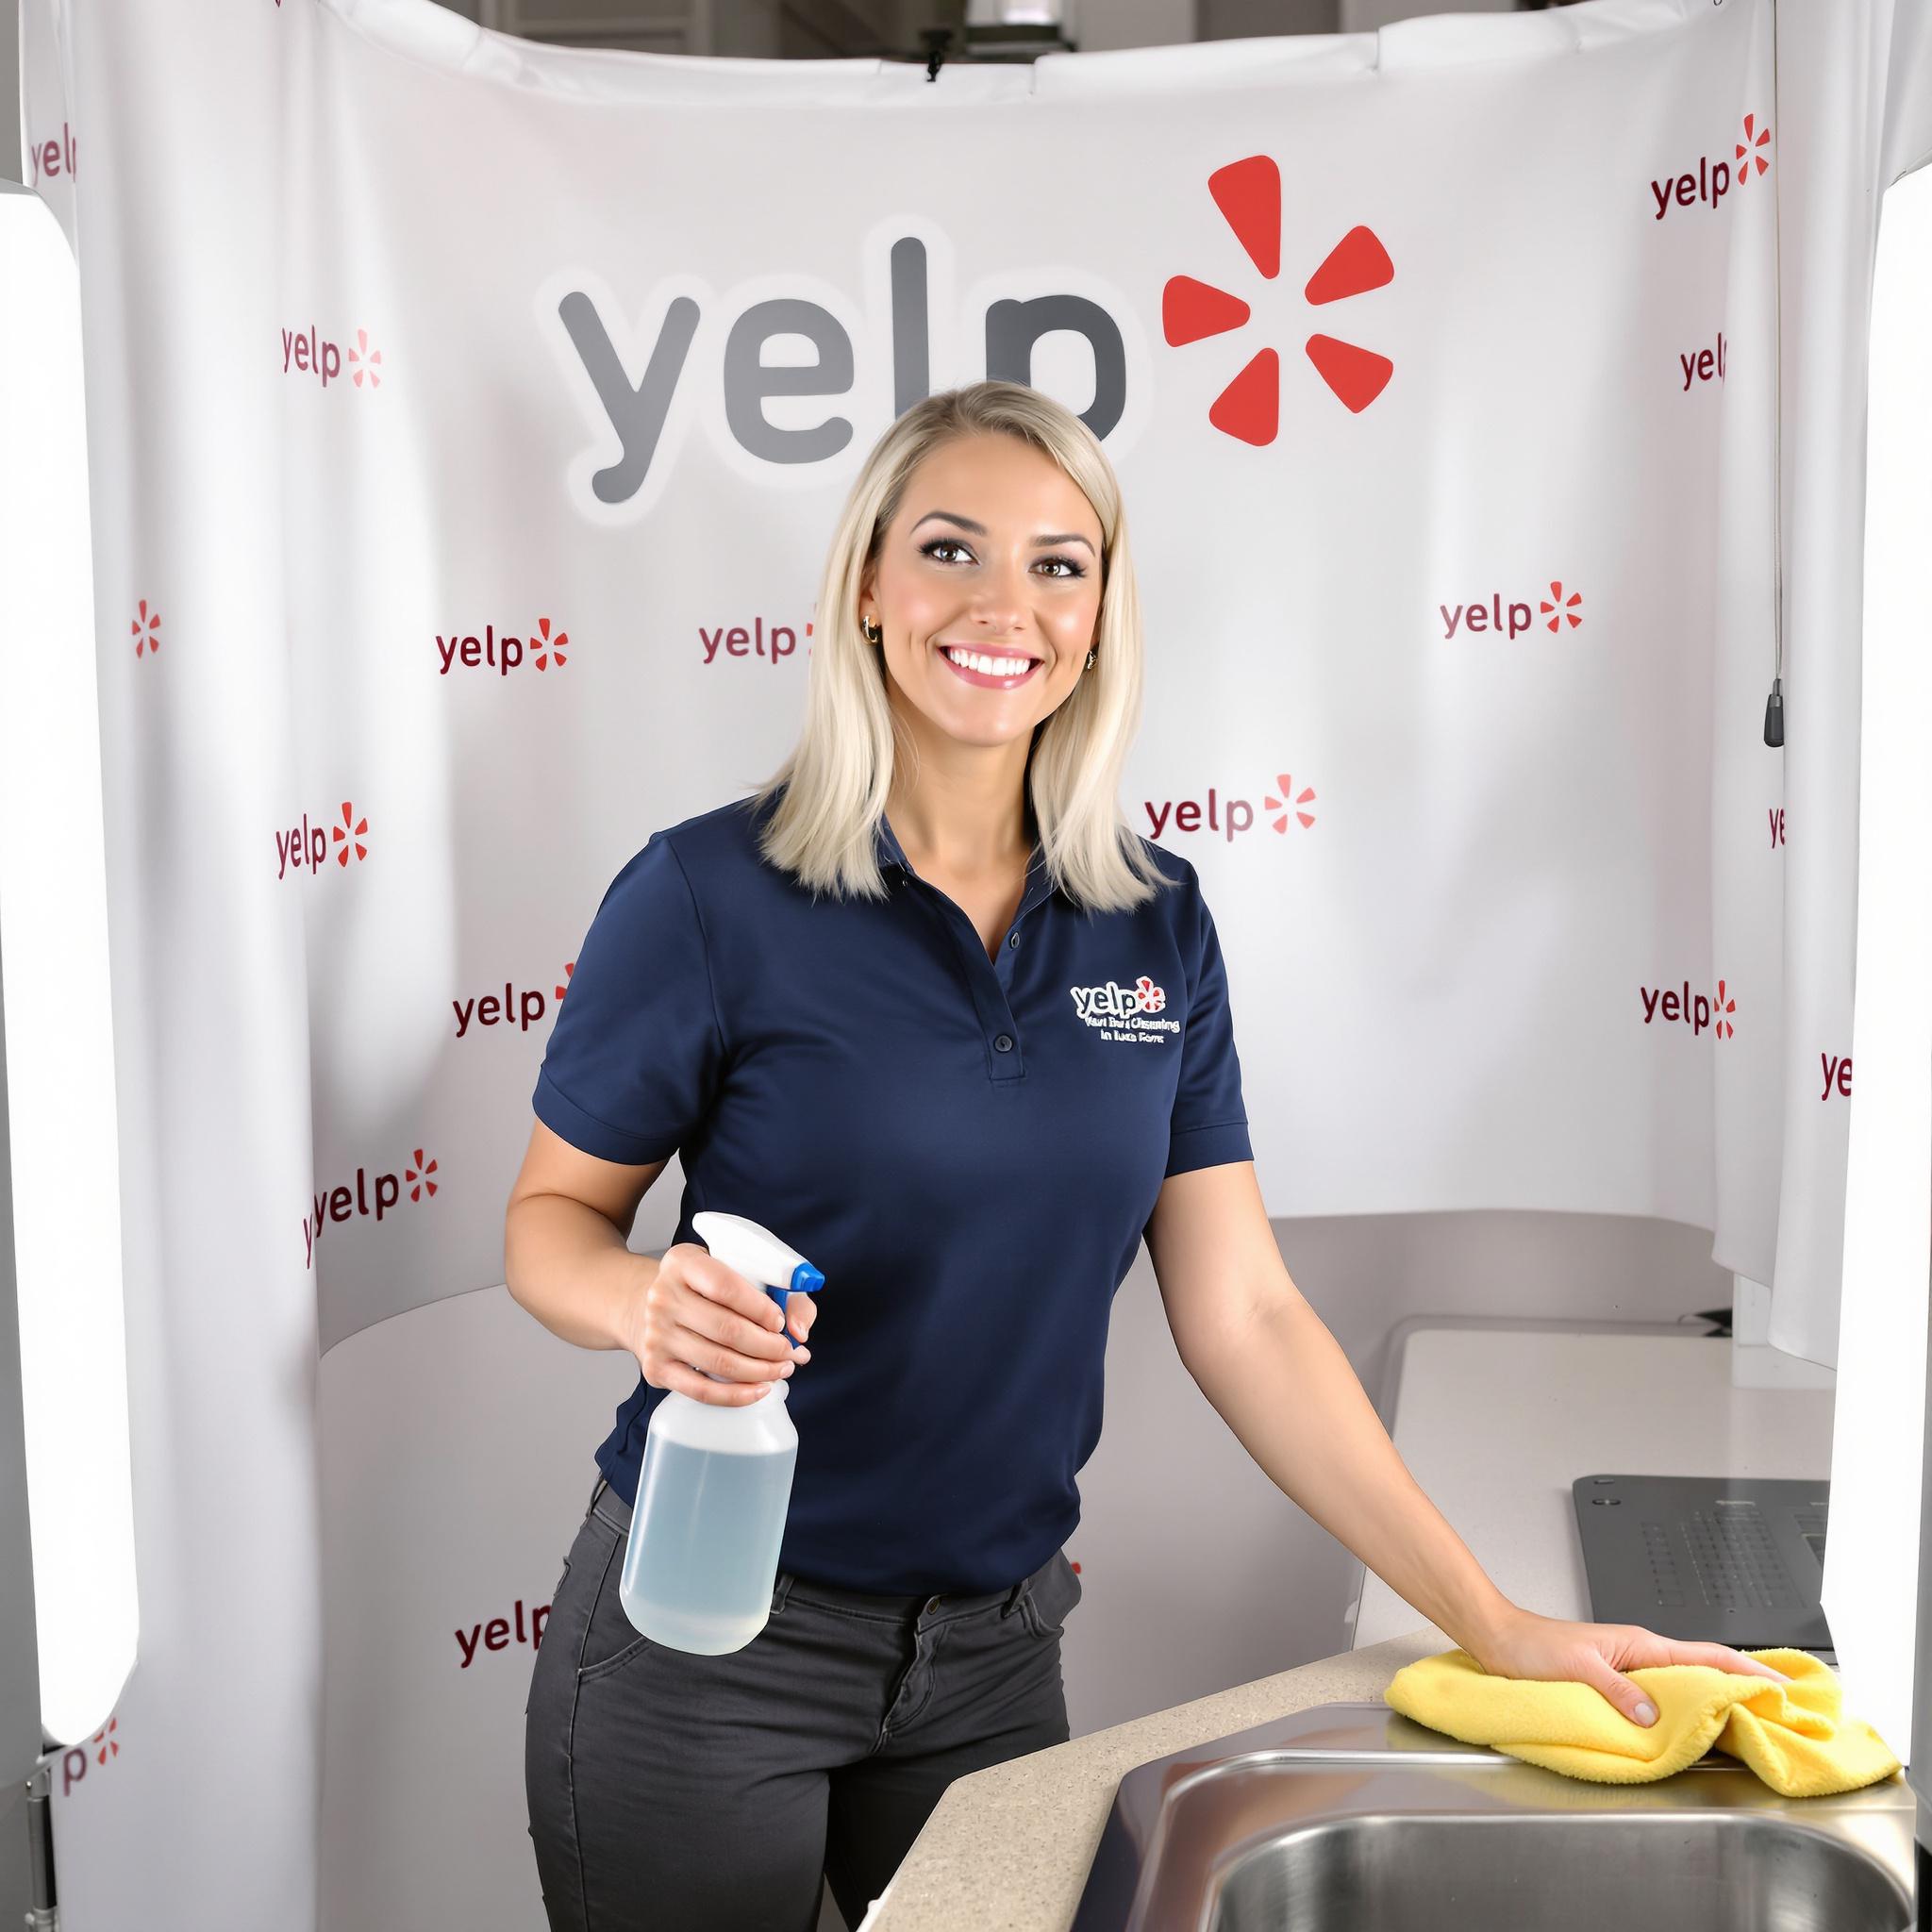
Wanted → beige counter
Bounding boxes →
[862,1624,1453,1931]
[863,1322,1839,1929]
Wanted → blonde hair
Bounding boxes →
[746,379,1173,915]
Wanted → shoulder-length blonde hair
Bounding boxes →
[745,380,1173,916]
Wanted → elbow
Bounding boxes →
[502,1204,525,1308]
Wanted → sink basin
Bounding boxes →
[1069,1700,1915,1931]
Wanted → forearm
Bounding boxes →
[1187,1300,1519,1660]
[504,1193,656,1355]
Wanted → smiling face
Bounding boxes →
[859,432,1105,763]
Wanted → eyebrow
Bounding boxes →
[910,509,1096,557]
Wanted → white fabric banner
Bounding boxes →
[16,0,1932,1924]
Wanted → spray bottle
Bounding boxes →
[619,1210,825,1655]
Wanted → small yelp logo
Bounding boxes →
[94,1716,119,1764]
[1641,976,1736,1039]
[1442,586,1585,642]
[278,803,374,881]
[1071,975,1171,1024]
[131,599,161,658]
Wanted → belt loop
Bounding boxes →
[1002,1577,1027,1616]
[772,1572,795,1613]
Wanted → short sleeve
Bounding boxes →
[531,834,725,1165]
[1165,871,1253,1178]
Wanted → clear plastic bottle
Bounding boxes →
[618,1211,826,1655]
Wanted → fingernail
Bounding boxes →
[780,1360,794,1375]
[1634,1701,1657,1725]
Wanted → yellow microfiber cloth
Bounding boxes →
[1384,1645,1902,1796]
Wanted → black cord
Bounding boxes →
[1764,0,1784,747]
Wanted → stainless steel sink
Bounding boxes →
[1069,1700,1915,1931]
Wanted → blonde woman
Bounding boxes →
[508,378,1783,1931]
[508,377,1220,1929]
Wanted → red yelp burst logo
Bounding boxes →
[1163,155,1394,444]
[1734,113,1772,187]
[331,801,369,867]
[531,617,569,671]
[131,599,161,659]
[1266,774,1316,832]
[1541,583,1583,633]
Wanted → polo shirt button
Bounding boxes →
[1007,930,1019,948]
[993,1034,1013,1053]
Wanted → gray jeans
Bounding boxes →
[525,1473,1080,1932]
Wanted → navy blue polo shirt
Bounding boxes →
[531,786,1252,1593]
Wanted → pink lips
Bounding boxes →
[938,644,1041,691]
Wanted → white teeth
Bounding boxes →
[943,646,1035,677]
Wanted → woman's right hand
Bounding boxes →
[625,1241,814,1407]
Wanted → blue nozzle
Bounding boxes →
[769,1259,825,1343]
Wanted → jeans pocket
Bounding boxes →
[576,1629,655,1683]
[1022,1550,1082,1640]
[573,1515,659,1681]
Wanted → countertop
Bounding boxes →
[859,1624,1454,1931]
[859,1321,1838,1929]
[1350,1320,1833,1644]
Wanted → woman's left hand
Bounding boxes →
[1468,1606,1793,1726]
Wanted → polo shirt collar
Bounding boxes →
[875,809,1057,911]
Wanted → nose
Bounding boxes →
[961,555,1038,632]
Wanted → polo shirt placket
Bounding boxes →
[873,812,1057,1083]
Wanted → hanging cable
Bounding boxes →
[1764,0,1785,747]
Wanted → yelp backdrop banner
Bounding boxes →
[16,0,1932,1924]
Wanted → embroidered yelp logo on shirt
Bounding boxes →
[1069,975,1179,1046]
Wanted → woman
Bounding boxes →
[507,380,1788,1932]
[511,379,1157,1931]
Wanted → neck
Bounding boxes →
[886,776,1034,876]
